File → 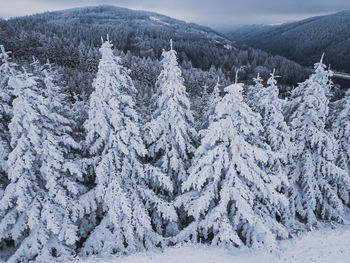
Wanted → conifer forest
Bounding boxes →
[0,4,350,263]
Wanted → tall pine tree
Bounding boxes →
[288,56,350,225]
[0,62,81,262]
[176,83,287,248]
[332,90,350,181]
[0,46,17,196]
[329,89,350,209]
[145,41,197,236]
[249,71,291,224]
[81,39,175,256]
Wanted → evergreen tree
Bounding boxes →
[332,90,350,181]
[176,83,287,248]
[329,89,350,208]
[0,46,17,195]
[0,62,81,262]
[192,78,222,131]
[288,56,350,225]
[248,70,291,224]
[145,41,197,236]
[245,73,264,107]
[81,39,175,256]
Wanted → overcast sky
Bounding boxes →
[1,0,350,28]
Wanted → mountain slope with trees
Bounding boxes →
[225,11,350,73]
[0,5,309,96]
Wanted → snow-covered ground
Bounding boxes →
[71,224,350,263]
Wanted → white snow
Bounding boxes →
[224,44,233,50]
[69,224,350,263]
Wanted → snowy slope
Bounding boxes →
[70,224,350,263]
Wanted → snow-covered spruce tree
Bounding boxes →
[245,73,264,108]
[145,41,197,236]
[34,64,84,261]
[248,71,291,223]
[81,39,175,256]
[0,62,83,262]
[288,56,350,225]
[0,45,17,196]
[176,83,287,248]
[330,90,350,207]
[332,90,350,182]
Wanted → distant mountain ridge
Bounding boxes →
[225,11,350,73]
[9,5,231,61]
[0,5,309,90]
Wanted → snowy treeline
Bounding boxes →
[0,40,349,263]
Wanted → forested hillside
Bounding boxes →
[0,5,309,97]
[225,11,350,73]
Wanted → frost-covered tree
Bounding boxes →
[329,89,350,209]
[36,64,84,261]
[252,74,290,170]
[0,62,82,262]
[288,56,350,225]
[176,83,288,248]
[245,73,264,108]
[81,39,175,256]
[332,90,350,180]
[145,41,197,236]
[248,70,291,224]
[0,46,17,195]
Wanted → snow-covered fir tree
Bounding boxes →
[82,39,175,256]
[332,90,350,183]
[330,90,350,208]
[176,83,287,248]
[245,73,264,108]
[288,56,350,225]
[247,71,291,224]
[0,62,82,262]
[145,40,197,236]
[0,46,17,196]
